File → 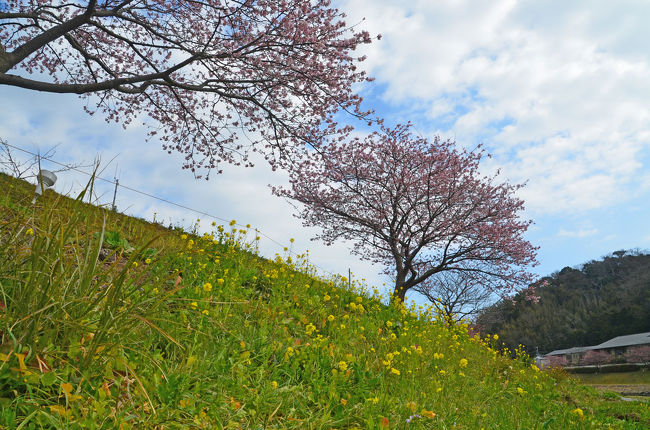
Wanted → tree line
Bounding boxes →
[476,250,650,355]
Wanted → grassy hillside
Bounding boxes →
[0,171,648,429]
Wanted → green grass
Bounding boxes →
[0,171,649,429]
[572,371,650,386]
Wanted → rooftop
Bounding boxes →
[544,332,650,356]
[592,332,650,350]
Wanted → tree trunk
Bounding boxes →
[393,271,408,303]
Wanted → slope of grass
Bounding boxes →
[573,372,650,386]
[0,172,648,429]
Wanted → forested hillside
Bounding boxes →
[476,250,650,355]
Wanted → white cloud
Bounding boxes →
[557,228,599,238]
[343,0,650,215]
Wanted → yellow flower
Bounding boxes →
[459,358,468,368]
[386,320,393,327]
[217,278,224,285]
[340,324,346,329]
[391,368,401,376]
[517,387,525,395]
[190,302,198,309]
[390,333,397,340]
[340,398,347,406]
[439,370,446,376]
[338,361,348,371]
[203,282,213,292]
[323,294,331,302]
[145,258,152,264]
[305,323,317,335]
[181,234,188,240]
[61,382,74,396]
[271,381,278,389]
[49,405,68,416]
[367,396,379,404]
[25,228,34,236]
[571,408,584,419]
[202,310,209,316]
[493,334,499,340]
[327,315,335,322]
[421,409,436,419]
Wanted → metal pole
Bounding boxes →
[111,178,119,211]
[348,268,352,289]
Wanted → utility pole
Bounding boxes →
[111,178,119,211]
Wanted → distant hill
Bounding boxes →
[476,250,650,355]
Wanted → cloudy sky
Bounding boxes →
[1,0,650,302]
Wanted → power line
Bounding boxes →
[3,142,338,277]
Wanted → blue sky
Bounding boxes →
[1,0,650,302]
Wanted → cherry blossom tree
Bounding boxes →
[623,345,650,363]
[275,124,538,303]
[580,350,613,366]
[0,0,374,176]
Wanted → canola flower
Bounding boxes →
[305,323,317,335]
[572,408,584,419]
[203,282,213,292]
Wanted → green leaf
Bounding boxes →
[40,371,57,387]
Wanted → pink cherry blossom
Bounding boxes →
[275,123,538,302]
[0,0,375,176]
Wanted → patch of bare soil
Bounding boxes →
[588,384,650,397]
